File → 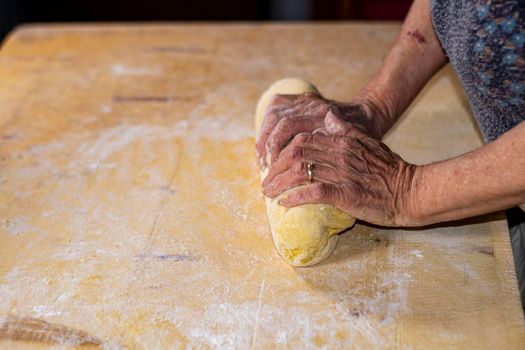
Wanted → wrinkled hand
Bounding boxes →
[261,118,416,226]
[255,93,385,169]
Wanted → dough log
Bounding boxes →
[255,78,356,267]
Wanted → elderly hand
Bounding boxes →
[255,93,387,169]
[261,115,417,226]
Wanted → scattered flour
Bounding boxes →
[111,64,162,76]
[1,89,413,349]
[410,249,424,258]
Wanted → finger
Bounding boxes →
[280,131,360,161]
[256,106,287,168]
[278,183,337,208]
[263,162,335,198]
[312,127,330,135]
[256,97,317,167]
[265,98,328,162]
[269,94,300,106]
[325,110,368,138]
[263,143,337,186]
[267,115,325,164]
[281,132,343,156]
[263,136,318,186]
[291,131,338,149]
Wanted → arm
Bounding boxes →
[404,121,525,226]
[256,0,447,168]
[262,118,525,227]
[261,0,525,226]
[350,0,525,223]
[352,0,448,138]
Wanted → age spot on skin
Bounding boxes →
[407,29,426,44]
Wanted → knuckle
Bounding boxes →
[291,162,306,176]
[290,146,304,161]
[264,110,278,122]
[311,184,327,200]
[268,127,288,145]
[269,94,283,106]
[294,132,310,144]
[316,102,330,115]
[277,116,293,129]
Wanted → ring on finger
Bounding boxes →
[306,162,314,183]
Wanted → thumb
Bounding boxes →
[324,110,367,138]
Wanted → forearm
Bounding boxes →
[403,121,525,226]
[352,0,447,138]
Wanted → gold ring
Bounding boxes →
[307,162,314,183]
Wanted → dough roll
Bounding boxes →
[255,78,356,267]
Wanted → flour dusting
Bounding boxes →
[111,63,162,76]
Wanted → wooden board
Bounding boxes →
[0,23,524,349]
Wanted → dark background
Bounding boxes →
[0,0,412,43]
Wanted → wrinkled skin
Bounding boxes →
[255,93,386,169]
[261,112,416,226]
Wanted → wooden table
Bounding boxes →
[1,23,524,349]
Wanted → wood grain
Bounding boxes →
[0,316,100,346]
[0,23,524,349]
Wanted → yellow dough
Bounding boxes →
[255,78,356,267]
